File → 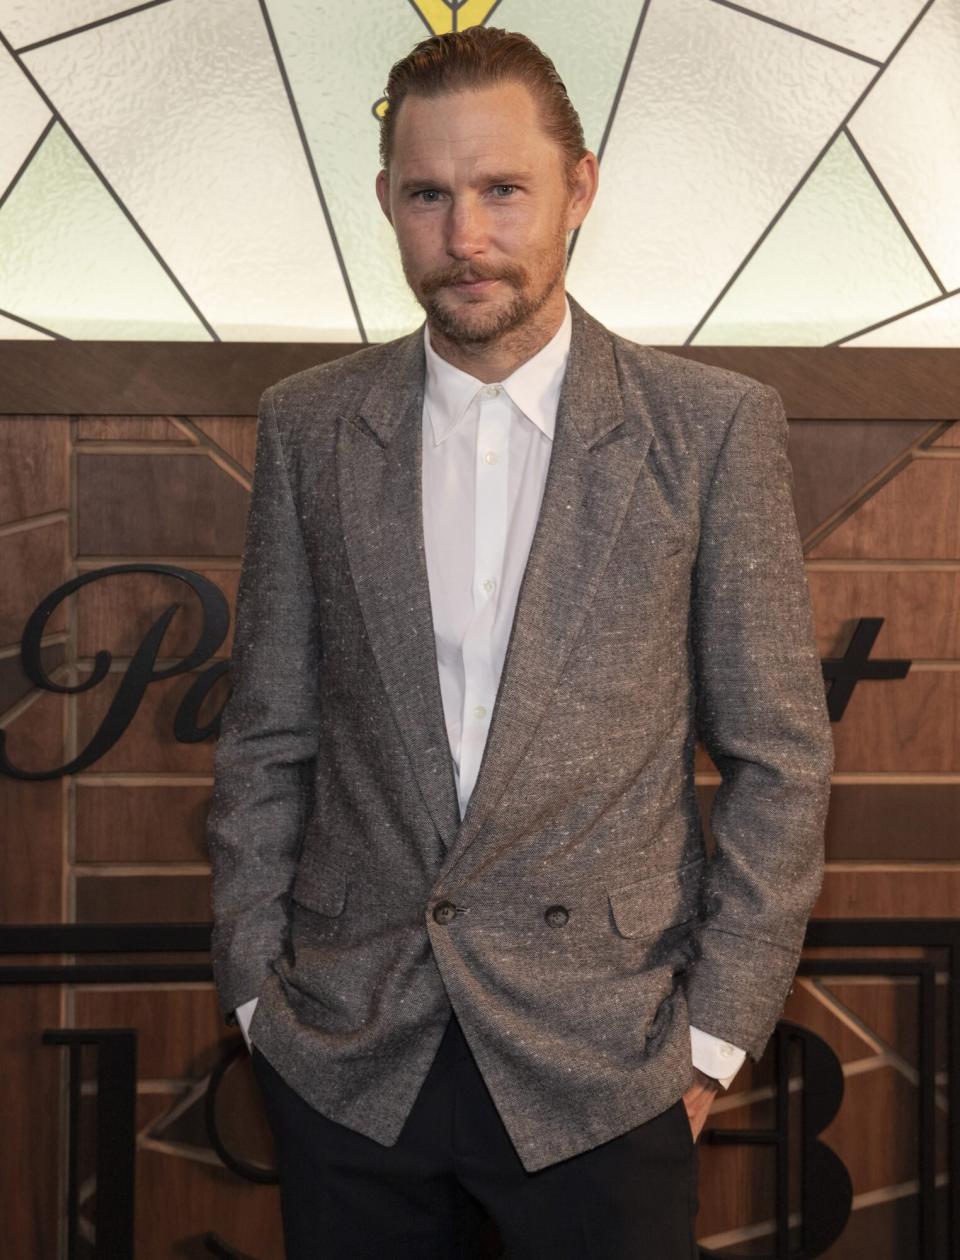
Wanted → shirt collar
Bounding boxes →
[423,297,572,446]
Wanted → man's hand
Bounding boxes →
[681,1067,720,1142]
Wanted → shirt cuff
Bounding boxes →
[690,1024,746,1089]
[235,996,259,1051]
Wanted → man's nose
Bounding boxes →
[446,198,487,259]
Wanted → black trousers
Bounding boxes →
[251,1009,700,1259]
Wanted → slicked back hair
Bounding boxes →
[378,26,587,187]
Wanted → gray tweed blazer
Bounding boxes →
[206,294,833,1173]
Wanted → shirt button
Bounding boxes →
[473,704,487,719]
[483,384,501,398]
[482,578,495,594]
[719,1045,734,1058]
[483,450,499,465]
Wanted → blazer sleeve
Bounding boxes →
[685,382,834,1062]
[206,386,322,1021]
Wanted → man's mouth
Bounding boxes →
[451,277,500,291]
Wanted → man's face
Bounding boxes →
[376,80,593,347]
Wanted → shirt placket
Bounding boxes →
[457,384,510,815]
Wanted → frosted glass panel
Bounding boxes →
[567,0,874,343]
[0,309,53,337]
[729,0,926,62]
[847,0,960,290]
[0,123,209,338]
[845,292,960,346]
[694,132,939,345]
[263,0,426,344]
[0,40,50,200]
[0,0,955,344]
[0,1,140,50]
[21,0,358,340]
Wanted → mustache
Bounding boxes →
[423,265,519,292]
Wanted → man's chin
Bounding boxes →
[426,292,521,346]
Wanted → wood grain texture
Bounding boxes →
[0,689,63,921]
[75,873,212,923]
[75,783,213,863]
[0,987,63,1260]
[814,866,960,919]
[822,783,960,861]
[931,421,960,447]
[822,978,948,1073]
[192,416,257,473]
[76,417,193,443]
[73,667,226,774]
[72,987,225,1080]
[809,568,960,659]
[76,453,249,558]
[0,519,69,646]
[2,344,958,418]
[787,420,933,542]
[830,673,960,773]
[0,417,69,523]
[74,565,240,660]
[134,1145,283,1260]
[811,459,960,559]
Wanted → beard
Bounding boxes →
[407,227,568,347]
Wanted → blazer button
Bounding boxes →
[433,900,457,925]
[544,904,569,928]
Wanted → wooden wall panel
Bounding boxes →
[193,416,258,472]
[932,421,960,447]
[0,692,63,921]
[811,459,960,559]
[820,784,960,861]
[76,453,249,557]
[76,417,192,443]
[73,988,225,1080]
[74,873,212,923]
[0,417,69,524]
[830,674,960,773]
[74,566,240,660]
[74,668,227,774]
[0,521,69,645]
[0,643,65,713]
[75,783,211,863]
[0,987,63,1260]
[787,419,933,540]
[809,568,960,659]
[813,867,960,919]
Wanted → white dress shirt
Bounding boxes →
[238,298,746,1089]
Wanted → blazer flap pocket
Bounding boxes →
[607,858,704,939]
[291,860,348,917]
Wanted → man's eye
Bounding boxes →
[415,189,441,203]
[492,184,516,197]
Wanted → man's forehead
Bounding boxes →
[390,86,556,177]
[393,84,545,147]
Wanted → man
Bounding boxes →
[207,25,833,1260]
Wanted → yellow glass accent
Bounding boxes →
[407,0,501,36]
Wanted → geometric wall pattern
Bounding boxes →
[0,0,957,345]
[3,384,959,1252]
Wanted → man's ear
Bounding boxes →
[565,151,599,233]
[375,168,393,226]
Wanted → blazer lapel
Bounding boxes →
[336,297,656,870]
[441,297,655,874]
[337,328,462,850]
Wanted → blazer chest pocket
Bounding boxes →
[606,858,704,940]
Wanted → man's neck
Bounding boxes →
[426,291,568,384]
